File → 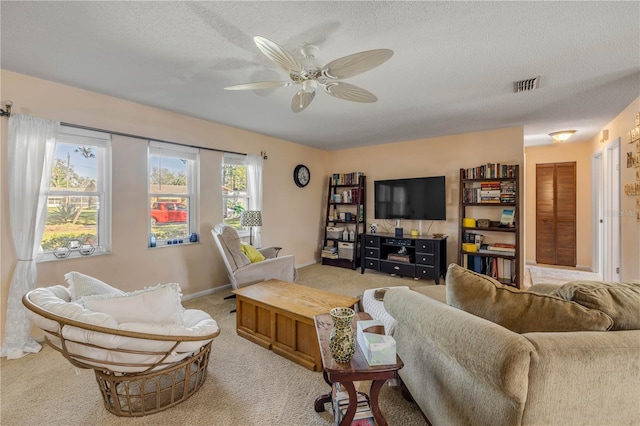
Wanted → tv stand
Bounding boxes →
[360,233,448,284]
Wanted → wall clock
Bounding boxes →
[293,164,310,188]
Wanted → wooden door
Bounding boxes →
[536,162,576,266]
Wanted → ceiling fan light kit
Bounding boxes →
[225,36,393,112]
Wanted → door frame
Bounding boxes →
[604,138,621,281]
[591,151,603,274]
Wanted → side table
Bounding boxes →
[313,312,403,426]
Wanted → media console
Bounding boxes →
[360,233,448,284]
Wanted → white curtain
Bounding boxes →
[1,114,59,359]
[246,154,264,247]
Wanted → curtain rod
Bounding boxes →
[1,100,258,157]
[61,122,248,156]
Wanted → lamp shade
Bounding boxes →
[241,210,262,227]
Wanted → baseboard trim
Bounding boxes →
[297,259,320,269]
[575,264,594,272]
[182,284,232,302]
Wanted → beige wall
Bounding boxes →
[524,141,595,267]
[329,127,526,275]
[524,96,640,279]
[1,70,330,342]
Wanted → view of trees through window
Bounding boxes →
[222,160,248,229]
[42,142,102,252]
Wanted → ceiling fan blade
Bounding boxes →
[224,81,292,90]
[322,49,393,79]
[324,82,377,103]
[254,36,303,74]
[291,90,315,112]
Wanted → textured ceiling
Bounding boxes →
[1,1,639,150]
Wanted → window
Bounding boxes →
[40,127,111,261]
[149,141,199,245]
[222,154,248,232]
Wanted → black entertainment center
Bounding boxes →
[360,233,448,284]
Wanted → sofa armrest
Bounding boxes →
[233,255,296,287]
[384,289,537,425]
[522,330,640,425]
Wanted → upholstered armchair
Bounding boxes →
[211,224,297,290]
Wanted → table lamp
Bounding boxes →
[241,210,262,246]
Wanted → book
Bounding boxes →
[486,245,516,253]
[332,383,373,426]
[499,209,515,227]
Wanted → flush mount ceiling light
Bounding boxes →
[549,130,576,143]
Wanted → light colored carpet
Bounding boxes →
[0,263,430,426]
[528,265,602,286]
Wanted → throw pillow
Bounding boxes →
[241,243,266,263]
[445,264,613,333]
[77,283,185,326]
[65,271,124,301]
[552,280,640,330]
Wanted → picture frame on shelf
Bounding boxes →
[499,209,515,227]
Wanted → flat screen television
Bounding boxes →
[374,176,446,220]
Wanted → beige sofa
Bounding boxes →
[383,265,640,426]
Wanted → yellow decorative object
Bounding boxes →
[241,243,266,263]
[462,218,476,227]
[462,243,477,252]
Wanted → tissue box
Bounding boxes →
[356,320,396,366]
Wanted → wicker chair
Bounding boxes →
[22,285,220,417]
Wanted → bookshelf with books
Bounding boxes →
[458,164,521,288]
[322,173,366,270]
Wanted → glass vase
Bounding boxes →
[329,307,356,363]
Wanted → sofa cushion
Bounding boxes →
[445,264,613,333]
[552,280,640,330]
[527,283,560,295]
[65,271,124,301]
[412,285,447,304]
[77,283,185,326]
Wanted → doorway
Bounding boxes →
[536,162,577,266]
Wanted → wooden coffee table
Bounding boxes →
[313,312,403,426]
[232,279,359,371]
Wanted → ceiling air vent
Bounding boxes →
[514,76,540,93]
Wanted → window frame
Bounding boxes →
[38,126,112,262]
[148,141,200,246]
[222,153,250,237]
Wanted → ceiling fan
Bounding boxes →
[225,36,394,112]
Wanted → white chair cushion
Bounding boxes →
[26,285,119,331]
[65,271,124,301]
[77,283,185,326]
[25,286,219,373]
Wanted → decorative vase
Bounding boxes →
[329,307,356,363]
